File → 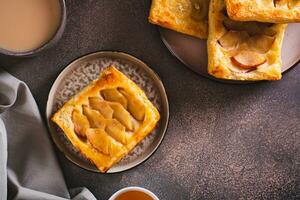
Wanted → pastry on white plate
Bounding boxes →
[207,0,287,80]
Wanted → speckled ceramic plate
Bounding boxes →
[46,51,169,173]
[160,24,300,82]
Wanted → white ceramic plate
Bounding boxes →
[46,51,169,173]
[160,24,300,82]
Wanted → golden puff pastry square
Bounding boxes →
[149,0,210,39]
[225,0,300,23]
[52,66,160,172]
[207,0,287,81]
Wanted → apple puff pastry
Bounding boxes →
[149,0,210,39]
[52,66,160,172]
[225,0,300,23]
[207,0,287,81]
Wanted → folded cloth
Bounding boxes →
[0,69,96,200]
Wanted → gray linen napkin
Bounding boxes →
[0,69,96,200]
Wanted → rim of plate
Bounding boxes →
[46,51,169,173]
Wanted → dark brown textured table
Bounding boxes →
[1,1,300,199]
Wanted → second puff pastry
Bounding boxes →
[149,0,210,39]
[225,0,300,23]
[207,0,287,81]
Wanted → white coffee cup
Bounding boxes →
[108,186,159,200]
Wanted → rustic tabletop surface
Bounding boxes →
[1,1,299,199]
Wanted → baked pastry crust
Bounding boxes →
[148,0,209,39]
[207,0,287,81]
[225,0,300,23]
[52,66,160,172]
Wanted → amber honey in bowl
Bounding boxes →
[115,191,153,200]
[109,187,159,200]
[0,0,62,53]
